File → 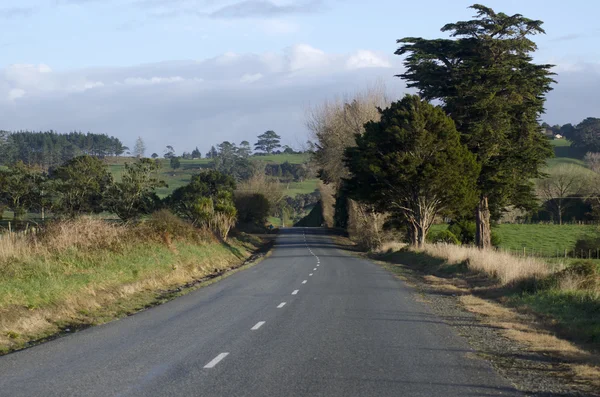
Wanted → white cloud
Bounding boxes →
[285,44,329,71]
[123,76,185,85]
[0,45,406,153]
[346,50,391,70]
[1,46,596,156]
[240,73,263,83]
[8,88,25,101]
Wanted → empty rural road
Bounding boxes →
[0,228,521,396]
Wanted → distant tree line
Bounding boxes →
[542,118,600,153]
[0,130,127,169]
[0,155,281,240]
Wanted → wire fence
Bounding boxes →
[497,246,600,260]
[0,222,39,240]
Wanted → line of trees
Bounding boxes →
[0,155,284,240]
[311,4,555,249]
[0,131,127,169]
[0,157,164,222]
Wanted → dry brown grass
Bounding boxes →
[374,241,408,254]
[420,243,553,285]
[0,234,30,263]
[40,218,126,252]
[460,295,600,389]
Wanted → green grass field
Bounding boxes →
[494,224,598,254]
[431,223,600,257]
[105,154,315,198]
[251,153,311,164]
[282,179,319,197]
[548,138,588,169]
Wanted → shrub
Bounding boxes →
[234,193,270,225]
[573,237,600,258]
[142,209,202,242]
[522,261,599,293]
[490,231,502,247]
[347,200,391,250]
[447,219,501,247]
[427,230,460,245]
[448,219,476,244]
[565,260,599,278]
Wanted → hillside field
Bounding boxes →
[105,154,318,198]
[431,223,599,257]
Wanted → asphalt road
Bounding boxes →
[0,228,521,396]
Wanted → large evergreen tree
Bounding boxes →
[254,130,281,154]
[396,4,554,248]
[344,95,480,246]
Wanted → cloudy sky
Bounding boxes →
[1,0,599,154]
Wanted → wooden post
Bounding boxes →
[523,247,526,257]
[564,248,567,258]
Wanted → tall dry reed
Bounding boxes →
[419,243,553,285]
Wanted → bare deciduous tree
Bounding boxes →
[306,82,391,245]
[537,164,590,224]
[133,137,146,158]
[584,152,600,173]
[235,167,285,212]
[305,81,390,187]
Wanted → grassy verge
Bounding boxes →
[0,214,272,354]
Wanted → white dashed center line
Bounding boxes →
[277,302,286,308]
[292,290,299,295]
[313,268,317,271]
[302,280,307,284]
[309,273,313,276]
[204,353,229,369]
[251,321,266,331]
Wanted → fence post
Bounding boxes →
[564,248,567,258]
[523,247,526,257]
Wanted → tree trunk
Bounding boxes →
[408,223,418,246]
[475,195,491,249]
[417,224,426,247]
